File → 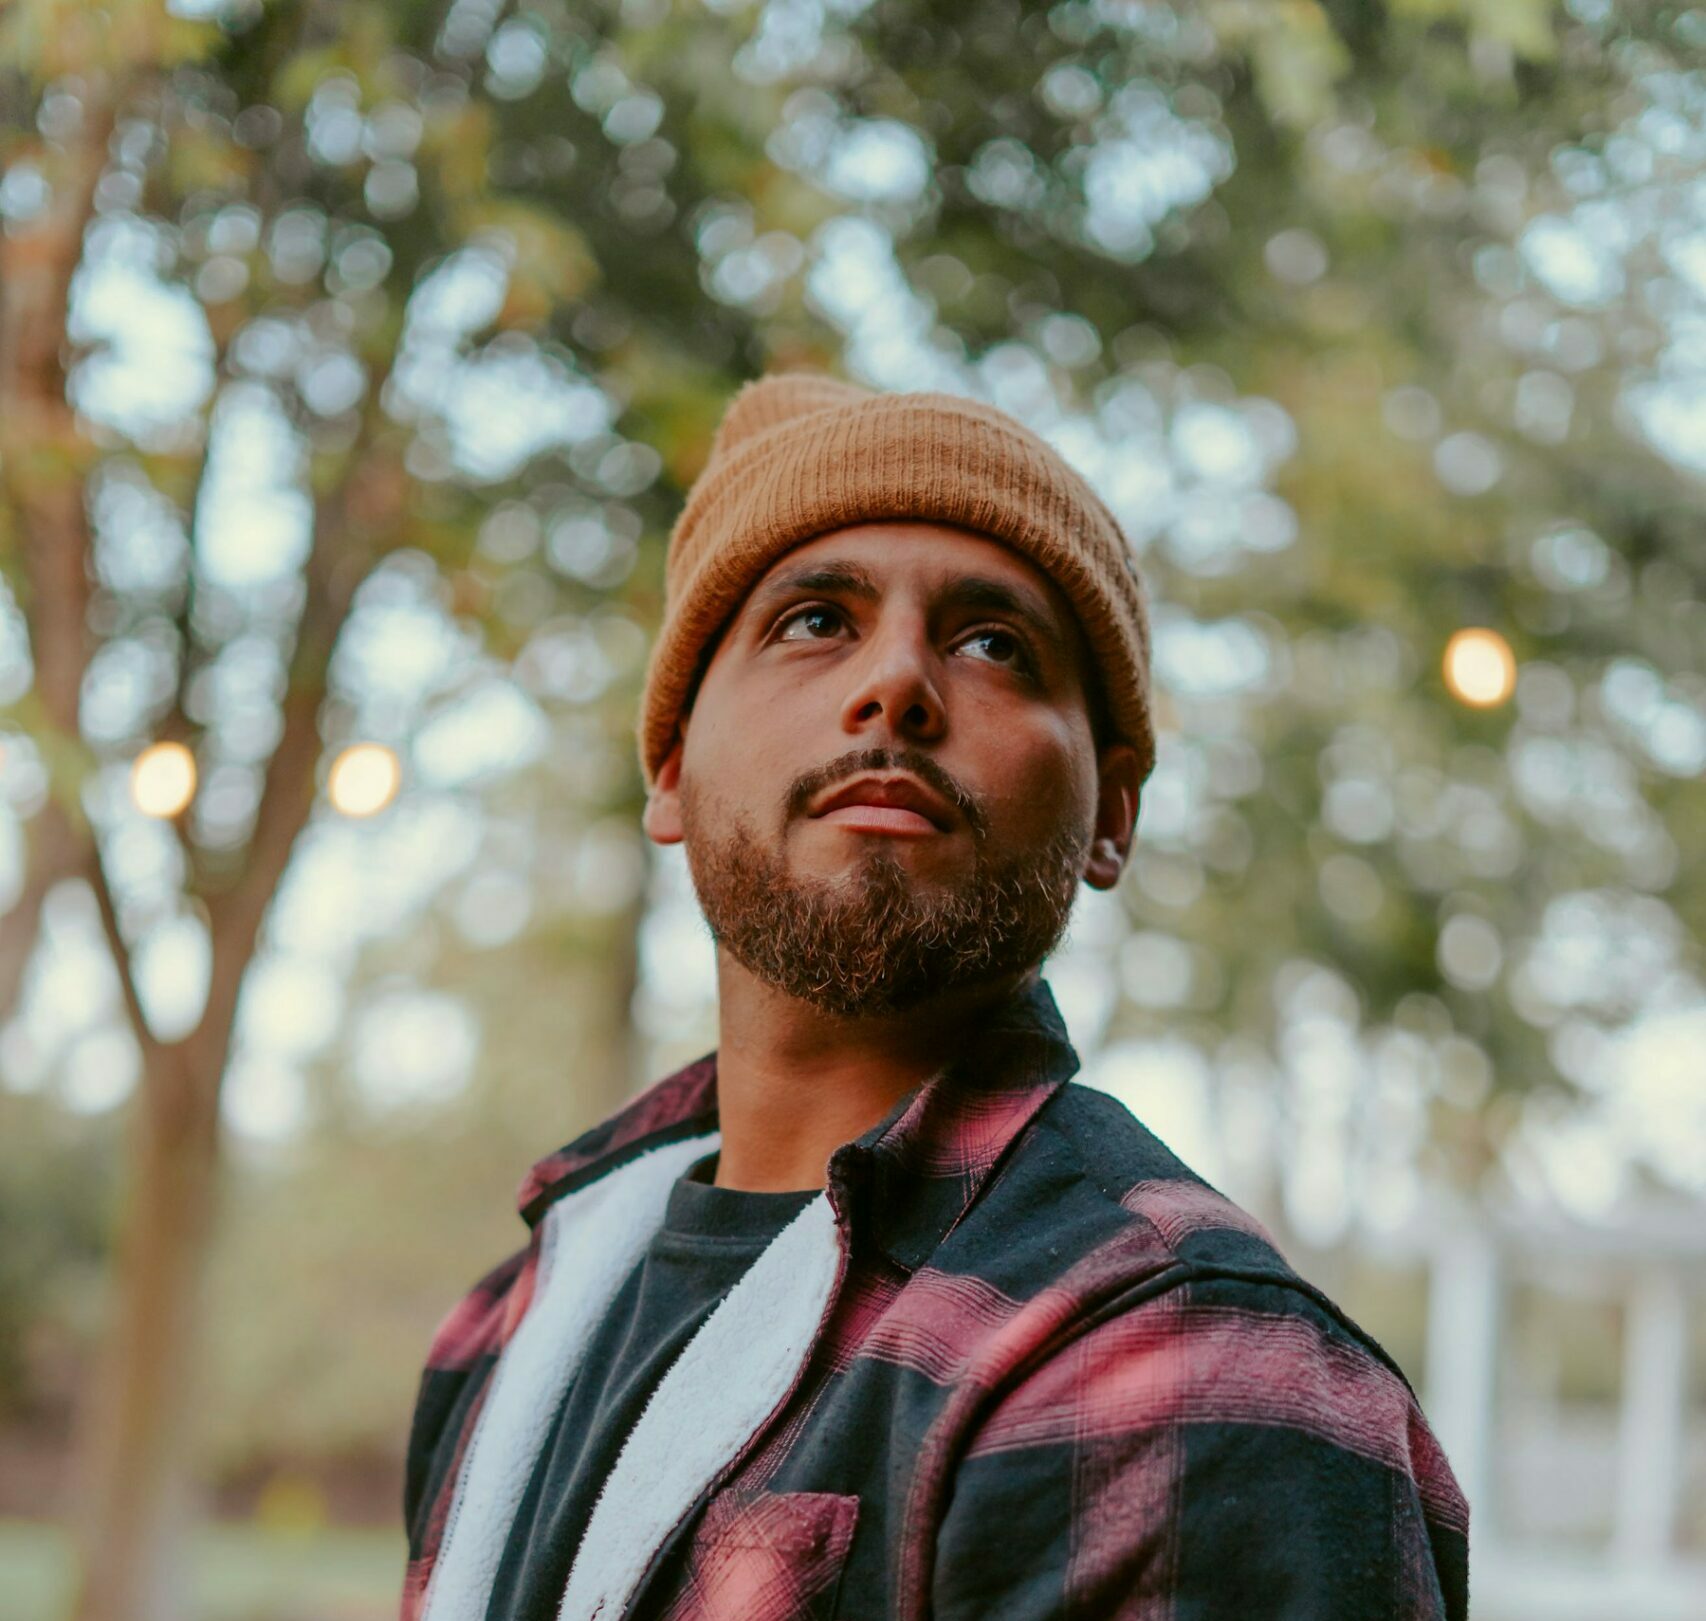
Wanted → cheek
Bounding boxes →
[690,706,795,780]
[976,718,1095,836]
[681,677,803,807]
[698,642,839,752]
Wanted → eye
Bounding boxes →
[771,606,1036,675]
[775,604,845,640]
[958,626,1036,673]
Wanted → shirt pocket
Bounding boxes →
[657,1487,861,1621]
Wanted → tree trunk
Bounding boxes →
[66,1047,224,1621]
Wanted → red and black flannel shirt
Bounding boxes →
[401,973,1469,1620]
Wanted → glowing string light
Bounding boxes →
[328,742,401,816]
[1443,628,1516,708]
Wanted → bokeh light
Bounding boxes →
[326,742,400,817]
[129,741,196,818]
[1442,628,1517,708]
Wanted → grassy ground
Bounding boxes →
[0,1518,404,1621]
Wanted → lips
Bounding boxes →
[808,773,956,832]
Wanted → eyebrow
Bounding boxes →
[744,559,1071,661]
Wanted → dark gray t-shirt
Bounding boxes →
[483,1149,819,1621]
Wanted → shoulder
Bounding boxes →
[961,1080,1468,1540]
[965,1077,1300,1288]
[988,1079,1425,1395]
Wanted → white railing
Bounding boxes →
[1410,1195,1706,1620]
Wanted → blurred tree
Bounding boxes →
[0,0,789,1613]
[0,0,1700,1615]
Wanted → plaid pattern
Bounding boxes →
[402,975,1469,1619]
[658,1490,862,1621]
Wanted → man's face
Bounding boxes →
[643,521,1141,1016]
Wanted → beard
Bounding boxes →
[679,778,1090,1018]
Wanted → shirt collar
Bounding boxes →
[516,971,1081,1272]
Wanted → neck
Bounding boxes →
[706,955,1039,1192]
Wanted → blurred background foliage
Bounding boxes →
[0,0,1702,1613]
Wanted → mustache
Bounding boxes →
[786,746,986,840]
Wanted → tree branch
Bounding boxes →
[82,817,165,1069]
[194,393,404,1064]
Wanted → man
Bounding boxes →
[400,373,1469,1621]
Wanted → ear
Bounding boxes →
[1082,742,1141,891]
[642,736,686,846]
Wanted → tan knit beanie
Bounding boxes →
[636,372,1156,791]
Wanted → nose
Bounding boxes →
[836,608,947,744]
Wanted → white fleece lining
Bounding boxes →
[556,1190,842,1621]
[421,1131,719,1621]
